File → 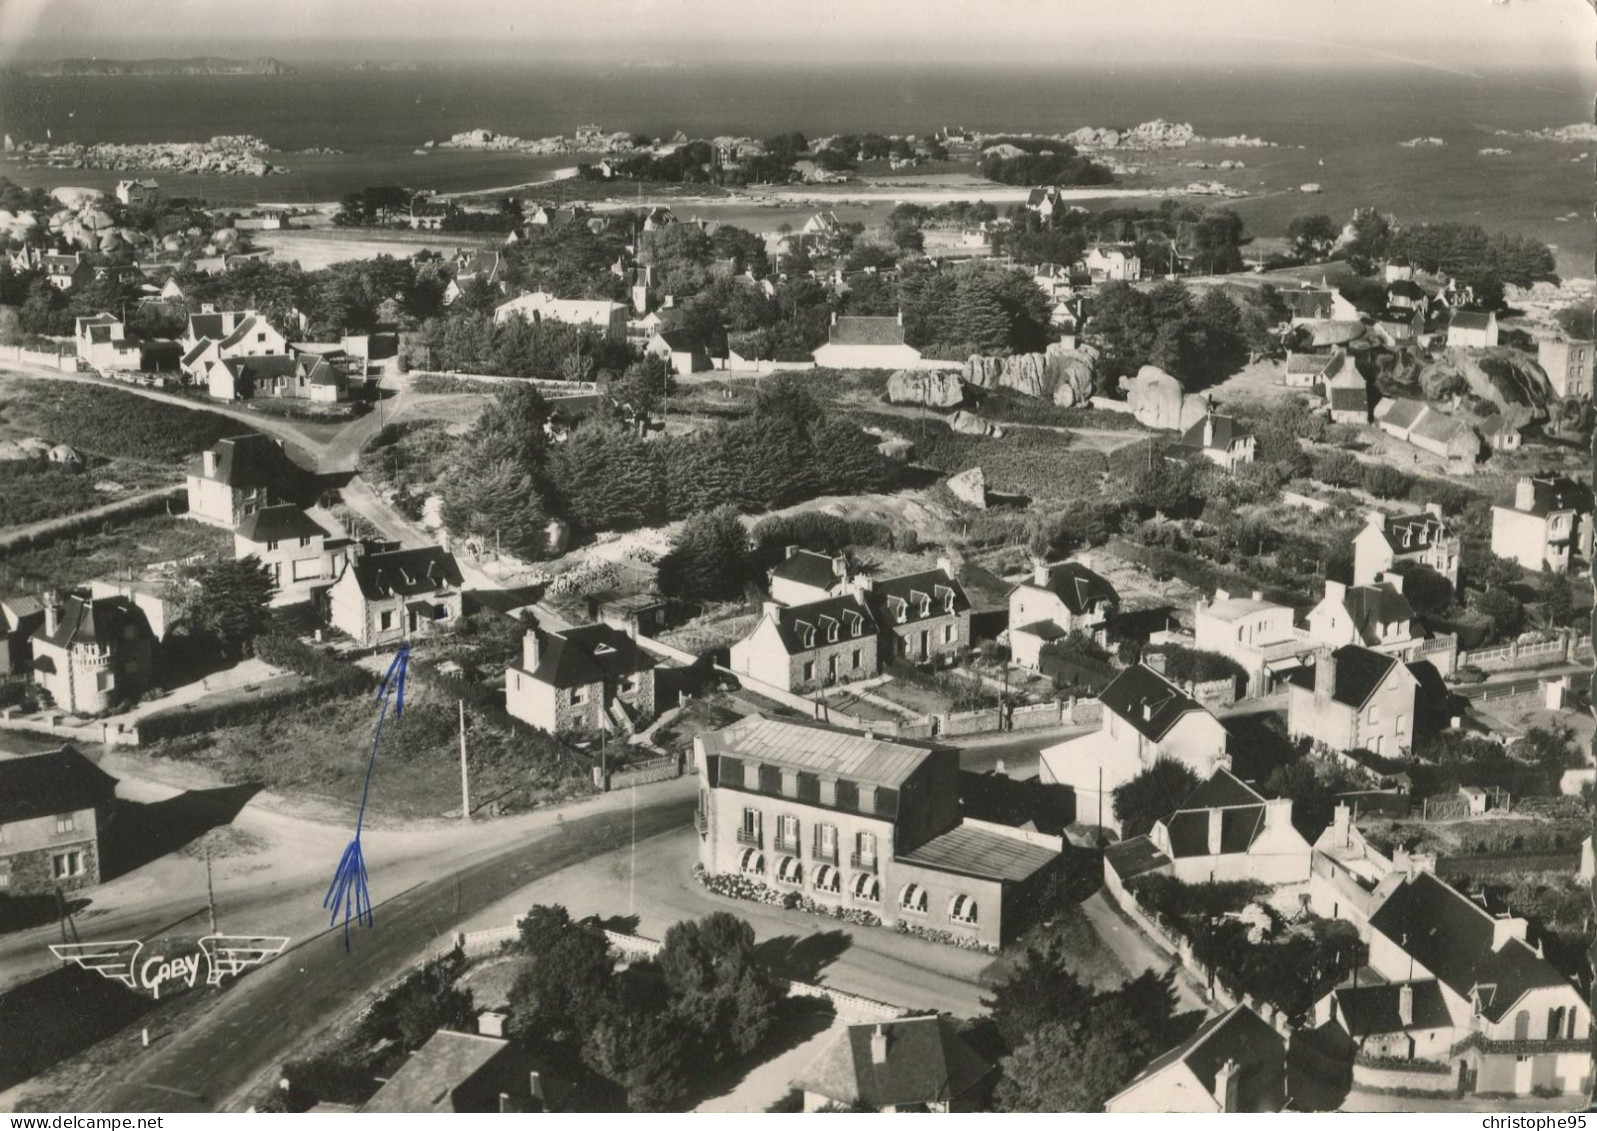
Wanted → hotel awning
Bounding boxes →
[813,864,839,893]
[737,847,764,875]
[776,855,803,885]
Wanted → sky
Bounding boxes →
[1,0,1594,71]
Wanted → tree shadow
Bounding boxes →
[103,782,265,880]
[1286,1021,1354,1112]
[752,930,852,983]
[687,996,837,1110]
[0,893,92,936]
[0,965,161,1090]
[582,913,641,936]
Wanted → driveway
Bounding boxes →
[1080,891,1207,1013]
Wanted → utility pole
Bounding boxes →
[459,699,471,822]
[205,842,218,934]
[630,784,637,917]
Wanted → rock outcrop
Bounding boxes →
[946,467,988,509]
[887,369,965,408]
[962,343,1099,406]
[1389,348,1558,424]
[950,411,1003,438]
[1125,365,1209,432]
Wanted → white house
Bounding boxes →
[1083,246,1141,284]
[74,313,140,371]
[1105,1005,1286,1113]
[768,547,851,606]
[1007,561,1119,669]
[1306,575,1423,659]
[1193,589,1313,699]
[1353,505,1461,589]
[233,504,351,607]
[1165,413,1255,473]
[1147,769,1313,887]
[1038,660,1231,833]
[1447,309,1499,350]
[811,314,922,370]
[493,290,628,338]
[1490,475,1594,575]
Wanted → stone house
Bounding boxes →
[1007,560,1119,669]
[793,1016,993,1112]
[1353,505,1460,588]
[1490,475,1594,574]
[30,590,154,716]
[729,593,878,694]
[186,434,291,528]
[0,745,118,895]
[695,715,1060,950]
[1165,413,1255,473]
[233,505,352,607]
[859,562,971,666]
[1105,1005,1286,1113]
[324,546,465,648]
[504,624,658,737]
[1038,660,1231,834]
[1286,645,1418,756]
[115,178,160,205]
[1307,576,1424,659]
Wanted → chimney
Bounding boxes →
[785,544,800,560]
[42,591,59,638]
[1332,803,1351,846]
[1264,797,1291,830]
[830,310,838,326]
[1324,579,1346,604]
[1397,983,1414,1027]
[1144,652,1167,677]
[477,1011,508,1037]
[529,1070,543,1101]
[1514,477,1535,511]
[1424,502,1443,519]
[896,309,904,326]
[1207,807,1223,855]
[1380,570,1404,595]
[763,600,782,618]
[869,1025,889,1065]
[1032,560,1051,587]
[1250,590,1263,602]
[203,449,218,476]
[498,1094,512,1114]
[1490,915,1528,951]
[522,629,541,671]
[1214,1059,1241,1113]
[1202,416,1215,449]
[937,556,955,579]
[1214,587,1231,602]
[831,554,849,579]
[1316,648,1337,701]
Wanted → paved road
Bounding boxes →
[1079,891,1207,1013]
[90,792,697,1113]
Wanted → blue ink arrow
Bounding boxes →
[324,643,409,950]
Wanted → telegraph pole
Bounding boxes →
[459,699,471,821]
[205,843,218,934]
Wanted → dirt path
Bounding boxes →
[0,486,184,551]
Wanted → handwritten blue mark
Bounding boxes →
[324,644,409,950]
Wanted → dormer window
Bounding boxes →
[846,612,862,638]
[797,621,815,649]
[826,620,838,643]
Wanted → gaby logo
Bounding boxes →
[50,935,290,996]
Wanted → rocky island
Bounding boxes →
[5,134,287,176]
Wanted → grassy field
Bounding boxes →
[0,377,246,465]
[0,515,233,591]
[140,673,598,822]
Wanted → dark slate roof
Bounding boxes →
[1518,476,1594,518]
[1180,768,1265,810]
[1329,385,1370,412]
[1410,409,1473,448]
[1375,397,1427,431]
[865,569,971,627]
[828,316,906,346]
[1099,664,1205,742]
[360,1031,513,1113]
[1020,562,1119,616]
[1378,512,1451,552]
[795,1016,994,1111]
[770,594,875,655]
[1343,583,1416,644]
[0,744,118,825]
[896,822,1058,883]
[187,313,230,341]
[1387,280,1427,301]
[181,338,213,366]
[1174,414,1248,453]
[222,354,298,384]
[32,592,150,651]
[1115,1005,1286,1113]
[218,314,273,351]
[527,622,656,689]
[1288,645,1401,709]
[1165,807,1263,858]
[186,433,286,488]
[1287,351,1334,375]
[1368,872,1573,1023]
[1331,980,1452,1036]
[1378,307,1420,325]
[653,329,703,353]
[1104,834,1173,882]
[771,549,845,592]
[1450,309,1493,331]
[235,504,328,544]
[348,547,463,601]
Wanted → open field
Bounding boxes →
[0,514,232,591]
[254,227,497,271]
[0,375,249,465]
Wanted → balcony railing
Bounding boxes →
[813,843,839,865]
[695,810,708,837]
[774,835,800,855]
[850,852,878,873]
[735,828,762,848]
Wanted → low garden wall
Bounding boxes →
[595,753,682,791]
[1351,1056,1458,1094]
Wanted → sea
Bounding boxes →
[0,62,1592,276]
